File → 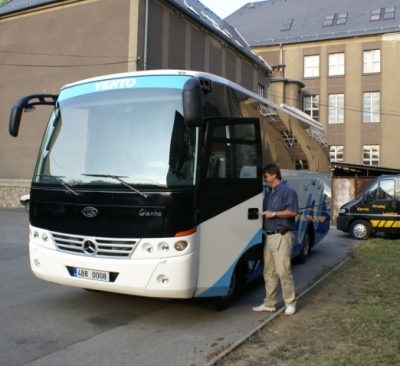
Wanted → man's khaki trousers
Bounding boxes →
[263,231,296,307]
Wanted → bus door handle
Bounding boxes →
[248,208,259,220]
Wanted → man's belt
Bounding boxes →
[266,227,292,235]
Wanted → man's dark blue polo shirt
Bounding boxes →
[263,182,299,231]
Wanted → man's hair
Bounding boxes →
[263,162,281,180]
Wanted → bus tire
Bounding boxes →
[203,262,245,311]
[297,227,312,264]
[350,220,371,240]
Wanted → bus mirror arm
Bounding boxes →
[182,78,203,128]
[9,94,58,137]
[362,193,368,203]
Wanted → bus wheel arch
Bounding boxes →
[297,224,314,264]
[350,219,372,240]
[202,259,247,311]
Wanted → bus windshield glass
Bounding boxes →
[33,75,198,189]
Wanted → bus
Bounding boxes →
[9,70,331,310]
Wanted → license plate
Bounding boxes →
[73,267,110,282]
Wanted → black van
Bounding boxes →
[337,174,400,240]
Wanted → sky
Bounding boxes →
[199,0,264,19]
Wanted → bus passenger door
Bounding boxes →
[195,118,263,297]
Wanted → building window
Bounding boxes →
[295,160,309,170]
[329,146,344,162]
[363,92,380,123]
[304,95,319,121]
[280,131,299,148]
[363,50,380,73]
[328,53,344,76]
[328,94,344,124]
[304,55,320,77]
[324,13,348,26]
[363,145,380,166]
[258,84,264,98]
[281,19,293,31]
[370,7,395,21]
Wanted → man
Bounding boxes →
[253,162,299,315]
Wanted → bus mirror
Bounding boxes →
[182,78,203,128]
[362,193,368,203]
[9,94,58,137]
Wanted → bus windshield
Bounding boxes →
[33,76,198,189]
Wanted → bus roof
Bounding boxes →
[61,69,323,132]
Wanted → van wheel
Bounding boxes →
[350,220,371,240]
[297,229,311,264]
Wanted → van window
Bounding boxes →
[366,179,395,203]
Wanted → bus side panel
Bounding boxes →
[283,171,331,254]
[194,194,262,297]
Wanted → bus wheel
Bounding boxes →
[350,220,371,240]
[297,229,311,264]
[202,269,238,311]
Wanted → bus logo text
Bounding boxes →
[95,78,137,91]
[139,209,162,217]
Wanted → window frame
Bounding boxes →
[328,94,344,124]
[362,145,380,166]
[363,49,381,74]
[363,91,380,123]
[304,55,320,78]
[303,94,319,121]
[329,145,344,162]
[328,52,345,76]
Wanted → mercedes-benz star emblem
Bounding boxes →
[82,206,98,218]
[83,240,97,255]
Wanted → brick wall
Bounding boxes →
[0,180,30,208]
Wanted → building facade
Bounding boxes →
[227,0,400,169]
[0,0,270,207]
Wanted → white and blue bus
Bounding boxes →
[9,70,331,310]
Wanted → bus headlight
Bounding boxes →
[33,231,39,240]
[159,242,169,252]
[174,240,188,251]
[144,243,153,253]
[42,233,49,242]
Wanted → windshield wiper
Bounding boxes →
[81,174,148,199]
[36,175,80,196]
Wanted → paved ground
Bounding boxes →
[0,208,360,366]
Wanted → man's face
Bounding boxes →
[263,172,276,188]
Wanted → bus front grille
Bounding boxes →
[50,232,139,258]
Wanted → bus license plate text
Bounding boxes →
[75,268,110,282]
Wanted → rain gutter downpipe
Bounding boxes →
[144,0,149,70]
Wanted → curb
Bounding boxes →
[206,257,350,366]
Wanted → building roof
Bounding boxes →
[0,0,271,73]
[225,0,400,47]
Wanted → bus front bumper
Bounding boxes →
[29,241,197,299]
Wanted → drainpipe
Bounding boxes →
[144,0,149,70]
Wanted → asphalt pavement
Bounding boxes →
[0,208,361,366]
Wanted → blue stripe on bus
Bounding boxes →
[195,228,263,298]
[59,75,192,102]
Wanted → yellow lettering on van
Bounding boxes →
[356,207,369,212]
[383,212,397,216]
[372,204,386,209]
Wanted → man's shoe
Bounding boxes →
[285,305,296,315]
[252,304,276,312]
